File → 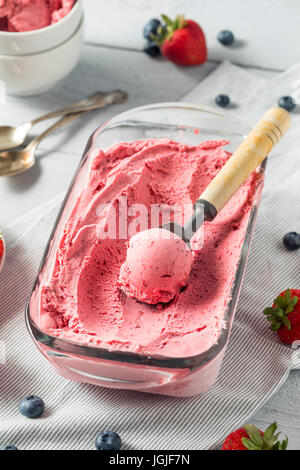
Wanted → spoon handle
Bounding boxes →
[183,107,291,240]
[29,112,84,150]
[30,90,127,126]
[199,107,290,216]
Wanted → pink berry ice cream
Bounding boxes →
[39,139,259,358]
[0,0,75,32]
[119,228,194,305]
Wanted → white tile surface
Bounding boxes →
[1,0,300,448]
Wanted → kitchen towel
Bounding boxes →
[1,61,300,450]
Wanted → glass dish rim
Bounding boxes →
[25,102,266,371]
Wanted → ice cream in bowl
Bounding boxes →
[0,1,77,33]
[0,0,83,95]
[26,103,290,397]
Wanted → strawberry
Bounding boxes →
[264,289,300,345]
[152,15,207,66]
[0,233,4,260]
[222,422,288,450]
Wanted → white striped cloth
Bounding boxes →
[1,61,300,450]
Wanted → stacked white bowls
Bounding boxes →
[0,0,83,96]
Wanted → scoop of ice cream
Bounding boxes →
[119,228,194,305]
[0,0,75,32]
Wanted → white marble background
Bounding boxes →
[1,0,300,449]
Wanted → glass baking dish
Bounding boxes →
[26,103,266,397]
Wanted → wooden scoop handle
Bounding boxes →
[198,107,291,217]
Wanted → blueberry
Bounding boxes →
[18,395,45,419]
[143,41,160,57]
[278,96,296,112]
[143,18,161,40]
[0,445,18,450]
[95,431,122,451]
[218,30,235,46]
[215,94,230,108]
[283,232,300,251]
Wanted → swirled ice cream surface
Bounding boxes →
[39,139,259,358]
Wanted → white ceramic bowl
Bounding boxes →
[0,18,84,96]
[0,0,82,55]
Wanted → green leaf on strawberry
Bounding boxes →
[242,423,288,451]
[161,14,173,28]
[152,15,188,45]
[264,289,298,331]
[222,422,288,450]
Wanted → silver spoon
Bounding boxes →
[0,90,127,151]
[0,112,84,177]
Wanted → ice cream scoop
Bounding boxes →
[120,107,291,304]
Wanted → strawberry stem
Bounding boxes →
[264,289,298,331]
[242,422,288,450]
[151,14,188,46]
